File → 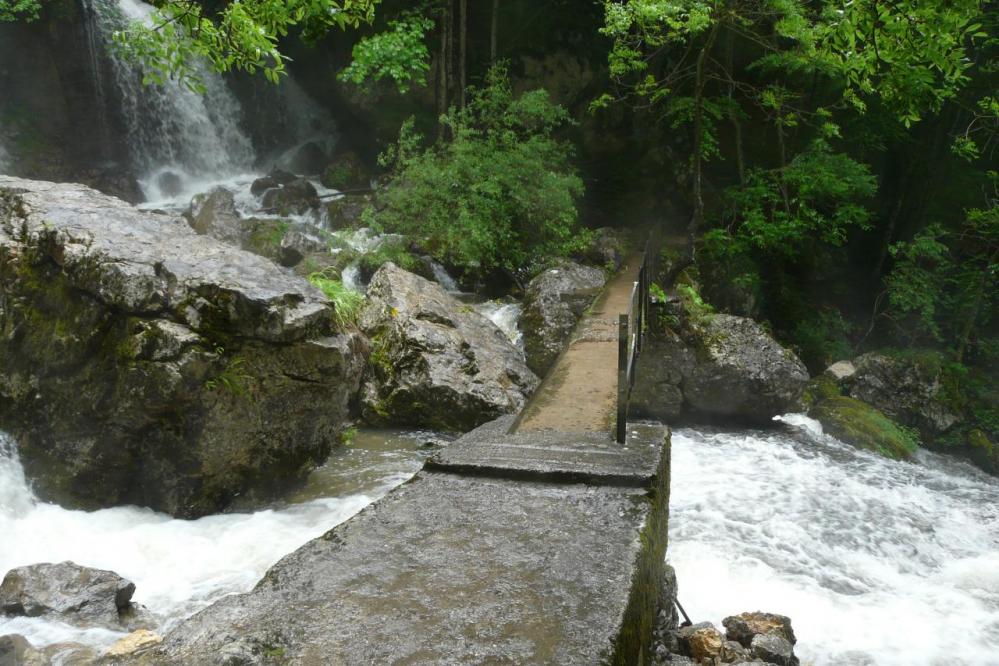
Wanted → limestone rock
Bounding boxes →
[687,626,725,663]
[185,187,244,246]
[359,263,538,431]
[825,360,856,381]
[261,178,320,215]
[0,177,367,517]
[846,352,960,437]
[682,315,810,423]
[521,261,606,376]
[0,634,47,666]
[0,562,135,630]
[723,612,797,648]
[104,630,163,658]
[751,633,798,666]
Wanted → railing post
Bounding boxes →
[617,313,628,444]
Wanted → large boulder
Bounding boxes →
[632,294,809,424]
[261,178,320,216]
[0,562,144,631]
[320,151,370,191]
[520,262,606,376]
[845,352,960,437]
[359,263,538,430]
[0,177,367,517]
[324,193,372,230]
[683,315,809,422]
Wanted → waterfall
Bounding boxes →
[86,0,255,195]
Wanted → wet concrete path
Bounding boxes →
[515,253,644,435]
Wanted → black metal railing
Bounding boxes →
[616,238,657,443]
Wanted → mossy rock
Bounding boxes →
[809,396,919,461]
[801,374,842,410]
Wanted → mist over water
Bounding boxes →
[669,416,999,666]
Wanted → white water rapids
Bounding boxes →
[0,431,430,652]
[670,415,999,666]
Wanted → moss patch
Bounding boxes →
[801,374,842,409]
[810,396,920,461]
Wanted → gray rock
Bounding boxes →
[324,193,371,230]
[630,327,697,422]
[846,353,960,437]
[521,261,606,376]
[185,187,245,246]
[249,176,278,197]
[751,633,798,666]
[261,178,319,215]
[580,227,626,271]
[359,263,538,431]
[825,360,856,381]
[0,634,46,666]
[0,562,135,630]
[279,228,327,268]
[0,177,367,517]
[682,315,809,423]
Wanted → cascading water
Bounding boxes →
[0,430,430,652]
[84,0,256,200]
[475,300,524,348]
[670,415,999,665]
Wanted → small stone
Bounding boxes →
[751,633,797,666]
[721,639,751,662]
[825,360,856,380]
[687,626,725,663]
[723,611,797,647]
[250,175,278,196]
[104,629,163,657]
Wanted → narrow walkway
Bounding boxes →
[516,253,643,434]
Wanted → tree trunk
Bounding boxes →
[955,254,993,363]
[491,0,499,63]
[688,24,720,260]
[459,0,467,109]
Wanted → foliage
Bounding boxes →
[0,0,39,22]
[358,241,422,276]
[719,140,876,256]
[308,270,366,328]
[789,307,854,370]
[111,0,379,91]
[368,64,588,281]
[815,0,985,126]
[339,14,434,93]
[205,355,252,397]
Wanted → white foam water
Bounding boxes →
[669,416,999,666]
[474,300,523,348]
[0,431,426,652]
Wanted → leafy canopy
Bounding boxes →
[368,64,588,281]
[338,14,434,94]
[0,0,39,22]
[111,0,380,91]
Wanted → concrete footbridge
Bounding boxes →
[143,245,671,665]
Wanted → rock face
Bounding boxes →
[723,612,796,648]
[185,187,244,246]
[0,562,138,631]
[520,261,606,376]
[845,353,960,437]
[261,177,320,215]
[359,263,538,430]
[0,177,367,517]
[633,298,809,425]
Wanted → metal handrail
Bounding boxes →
[616,238,656,443]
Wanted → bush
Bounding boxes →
[368,63,589,282]
[308,270,366,328]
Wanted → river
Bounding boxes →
[669,415,999,666]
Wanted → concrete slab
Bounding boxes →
[429,418,666,487]
[132,422,671,666]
